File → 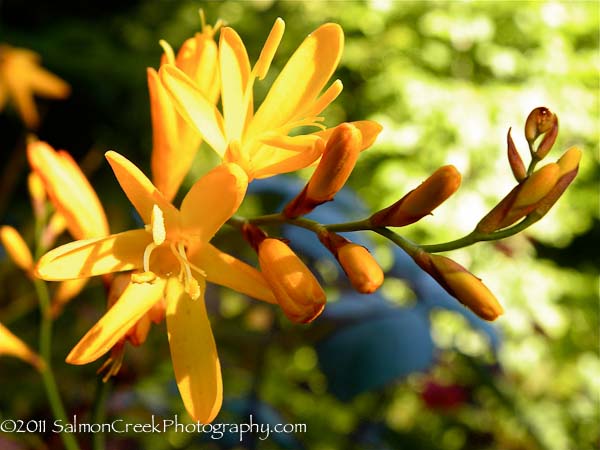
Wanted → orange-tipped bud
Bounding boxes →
[0,226,33,273]
[535,116,558,160]
[507,128,526,182]
[477,163,560,232]
[320,232,383,294]
[0,321,44,370]
[27,172,47,219]
[413,251,503,321]
[338,244,384,294]
[27,141,109,240]
[529,147,581,221]
[284,123,362,218]
[258,238,326,323]
[525,107,556,145]
[370,165,462,227]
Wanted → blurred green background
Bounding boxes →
[1,1,598,449]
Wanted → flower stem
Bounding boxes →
[33,278,82,450]
[91,378,111,450]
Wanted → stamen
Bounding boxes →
[151,204,166,245]
[253,18,285,80]
[143,243,158,273]
[170,242,202,300]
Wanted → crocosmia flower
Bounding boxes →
[36,152,275,423]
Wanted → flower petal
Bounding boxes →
[27,141,109,240]
[180,163,248,241]
[148,68,200,202]
[105,151,179,226]
[219,27,252,142]
[0,321,43,369]
[166,277,222,423]
[252,143,324,179]
[188,243,276,304]
[247,23,344,140]
[66,277,166,364]
[176,34,220,104]
[36,230,151,281]
[160,65,227,156]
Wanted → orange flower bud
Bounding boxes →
[0,321,44,370]
[507,128,526,182]
[476,163,560,233]
[320,232,383,294]
[535,117,558,160]
[337,243,384,294]
[27,172,46,219]
[0,225,33,272]
[258,238,326,323]
[413,251,503,321]
[525,107,556,145]
[370,165,461,227]
[530,147,581,221]
[284,123,362,218]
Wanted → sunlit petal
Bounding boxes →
[66,278,166,364]
[252,143,324,179]
[166,277,222,424]
[188,243,276,304]
[36,230,151,281]
[247,23,344,140]
[160,65,227,156]
[180,163,248,241]
[219,27,252,142]
[105,151,179,226]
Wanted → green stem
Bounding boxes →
[33,279,82,450]
[91,379,111,450]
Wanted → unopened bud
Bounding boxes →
[529,147,581,221]
[0,226,33,273]
[535,116,558,160]
[0,321,44,370]
[525,107,556,145]
[476,163,560,233]
[284,123,362,218]
[370,165,461,227]
[27,172,46,219]
[507,128,526,182]
[320,232,383,294]
[413,251,503,321]
[258,238,326,323]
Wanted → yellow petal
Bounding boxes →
[188,243,276,304]
[180,163,248,241]
[66,277,166,364]
[253,18,285,80]
[166,277,222,423]
[0,321,43,370]
[258,134,324,152]
[105,150,179,226]
[252,143,324,179]
[29,66,71,99]
[36,230,151,281]
[176,34,220,104]
[247,23,344,140]
[219,27,252,142]
[148,68,200,202]
[160,65,227,156]
[27,141,109,239]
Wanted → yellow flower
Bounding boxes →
[0,321,43,370]
[0,44,70,129]
[148,19,221,201]
[35,151,275,423]
[160,19,381,180]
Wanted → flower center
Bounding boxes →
[133,204,206,300]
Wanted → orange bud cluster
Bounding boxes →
[477,147,581,233]
[320,232,384,294]
[370,165,461,227]
[413,251,503,321]
[284,123,362,218]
